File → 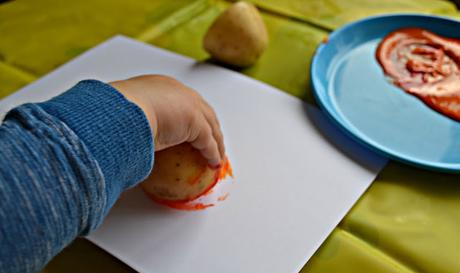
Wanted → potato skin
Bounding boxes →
[203,1,268,67]
[141,143,220,202]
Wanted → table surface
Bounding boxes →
[1,1,459,273]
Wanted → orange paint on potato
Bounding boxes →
[193,156,233,199]
[203,189,214,196]
[187,166,207,185]
[145,156,234,211]
[193,171,221,200]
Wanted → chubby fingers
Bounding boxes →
[188,115,221,167]
[179,84,225,166]
[186,95,225,166]
[199,99,225,160]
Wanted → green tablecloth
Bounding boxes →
[1,1,460,272]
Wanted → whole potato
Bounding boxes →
[203,1,268,67]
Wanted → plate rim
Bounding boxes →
[311,13,460,173]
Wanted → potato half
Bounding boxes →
[141,143,225,203]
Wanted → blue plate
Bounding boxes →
[311,14,460,173]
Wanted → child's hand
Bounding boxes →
[110,75,225,166]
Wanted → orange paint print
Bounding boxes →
[217,193,229,202]
[149,195,215,211]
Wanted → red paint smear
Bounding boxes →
[145,156,234,211]
[376,28,460,121]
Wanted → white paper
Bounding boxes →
[0,36,387,273]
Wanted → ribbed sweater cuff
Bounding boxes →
[39,80,154,211]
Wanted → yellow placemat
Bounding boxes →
[247,0,458,30]
[1,1,459,272]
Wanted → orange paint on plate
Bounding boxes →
[377,28,460,121]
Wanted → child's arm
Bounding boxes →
[0,75,224,273]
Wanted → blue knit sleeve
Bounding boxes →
[0,80,154,273]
